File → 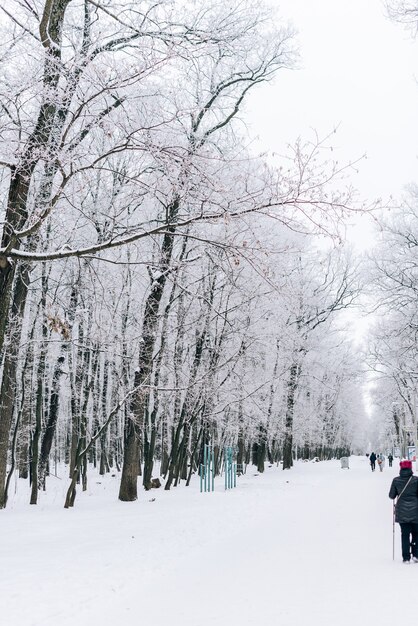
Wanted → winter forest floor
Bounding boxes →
[0,456,412,626]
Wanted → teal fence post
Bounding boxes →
[207,445,210,492]
[223,446,238,490]
[200,444,215,493]
[212,447,215,492]
[204,444,207,492]
[224,447,227,490]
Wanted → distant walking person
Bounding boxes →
[388,454,394,467]
[378,454,385,472]
[370,452,377,472]
[389,459,418,563]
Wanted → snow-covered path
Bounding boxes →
[0,457,412,626]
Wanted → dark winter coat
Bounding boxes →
[389,468,418,523]
[369,453,377,463]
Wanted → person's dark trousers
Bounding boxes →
[370,461,375,471]
[399,522,418,560]
[389,460,392,467]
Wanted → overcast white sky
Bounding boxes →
[245,0,418,349]
[246,0,418,211]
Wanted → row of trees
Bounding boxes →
[365,1,418,454]
[367,194,418,455]
[0,0,368,509]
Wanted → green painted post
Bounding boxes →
[212,447,215,492]
[208,445,211,492]
[224,448,227,490]
[204,444,207,492]
[224,446,237,490]
[225,447,230,489]
[200,445,215,492]
[207,445,210,492]
[200,444,215,493]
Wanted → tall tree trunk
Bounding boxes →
[30,265,49,505]
[142,245,186,489]
[0,264,30,508]
[282,362,300,470]
[99,358,110,475]
[256,424,267,473]
[16,306,39,481]
[38,356,65,488]
[119,201,179,501]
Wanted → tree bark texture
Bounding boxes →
[119,205,178,501]
[282,362,300,470]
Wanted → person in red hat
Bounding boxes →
[389,459,418,563]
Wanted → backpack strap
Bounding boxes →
[397,476,413,500]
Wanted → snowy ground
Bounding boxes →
[0,456,412,626]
